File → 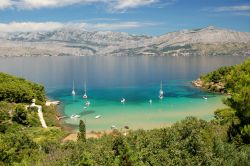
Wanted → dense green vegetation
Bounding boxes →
[0,73,65,165]
[0,72,45,103]
[0,58,249,166]
[201,58,250,144]
[1,115,250,165]
[161,44,192,52]
[0,100,66,165]
[78,119,86,142]
[200,58,250,93]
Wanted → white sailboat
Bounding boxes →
[121,98,126,104]
[95,115,101,119]
[72,80,76,96]
[159,81,164,99]
[149,99,152,104]
[83,82,88,99]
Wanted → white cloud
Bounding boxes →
[203,4,250,17]
[232,12,250,16]
[0,0,166,11]
[0,0,104,10]
[15,0,103,9]
[111,0,158,10]
[0,0,12,9]
[0,22,64,32]
[87,21,155,30]
[214,5,250,12]
[0,21,157,32]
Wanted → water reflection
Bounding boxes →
[0,56,246,92]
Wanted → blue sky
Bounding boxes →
[0,0,250,35]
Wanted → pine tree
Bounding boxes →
[78,120,86,142]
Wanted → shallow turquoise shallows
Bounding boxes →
[53,80,226,132]
[0,56,246,131]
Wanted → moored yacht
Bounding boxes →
[83,82,88,99]
[72,80,76,96]
[149,99,152,104]
[159,81,164,99]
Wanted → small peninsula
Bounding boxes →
[192,58,250,94]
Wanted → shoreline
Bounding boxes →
[0,54,249,58]
[191,78,229,95]
[62,123,173,142]
[44,99,77,138]
[50,97,226,141]
[49,80,227,141]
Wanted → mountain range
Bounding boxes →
[0,26,250,57]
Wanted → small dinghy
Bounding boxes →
[124,126,129,129]
[149,99,152,104]
[111,125,117,130]
[95,115,101,119]
[121,98,126,104]
[85,101,91,106]
[70,114,80,119]
[203,96,208,100]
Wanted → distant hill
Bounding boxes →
[0,26,250,57]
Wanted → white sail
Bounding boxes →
[159,81,164,99]
[72,80,76,96]
[83,82,88,99]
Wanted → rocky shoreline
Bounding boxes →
[192,78,227,94]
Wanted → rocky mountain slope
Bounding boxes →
[0,26,250,57]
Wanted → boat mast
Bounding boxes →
[84,81,87,94]
[83,81,88,99]
[72,80,76,96]
[159,81,164,99]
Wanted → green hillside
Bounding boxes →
[0,72,45,103]
[200,58,250,144]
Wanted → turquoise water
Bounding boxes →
[0,56,246,131]
[50,80,226,131]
